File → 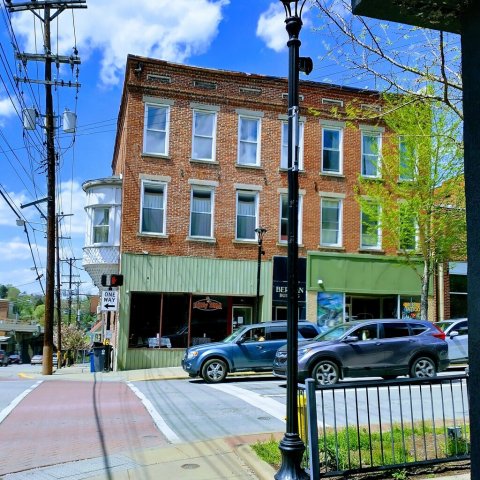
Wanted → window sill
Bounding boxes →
[277,242,304,247]
[317,245,345,252]
[358,248,385,255]
[186,236,217,243]
[320,172,345,178]
[279,168,306,173]
[236,163,264,170]
[232,239,257,245]
[142,153,171,160]
[137,232,168,239]
[190,158,219,166]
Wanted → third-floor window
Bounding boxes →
[238,115,261,166]
[192,109,217,161]
[361,131,381,178]
[322,127,342,174]
[143,103,170,156]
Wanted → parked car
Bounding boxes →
[273,319,449,386]
[31,354,43,365]
[436,318,468,364]
[0,349,8,366]
[8,353,21,364]
[31,354,58,366]
[182,321,322,383]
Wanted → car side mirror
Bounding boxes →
[344,335,359,343]
[449,330,459,338]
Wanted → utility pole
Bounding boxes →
[7,0,87,375]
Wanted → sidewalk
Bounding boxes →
[4,364,471,480]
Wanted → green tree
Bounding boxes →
[0,285,8,299]
[355,96,465,319]
[33,304,46,325]
[7,286,20,300]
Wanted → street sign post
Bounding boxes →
[101,290,118,312]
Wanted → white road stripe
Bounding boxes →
[0,380,42,424]
[126,381,181,444]
[208,383,287,423]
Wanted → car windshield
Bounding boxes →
[314,324,354,341]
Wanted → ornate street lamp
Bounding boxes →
[254,227,267,324]
[276,1,312,479]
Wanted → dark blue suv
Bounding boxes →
[182,321,321,383]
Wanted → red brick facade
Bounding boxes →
[113,54,393,262]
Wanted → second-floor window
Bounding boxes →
[399,204,417,250]
[236,191,258,240]
[322,127,342,174]
[279,193,303,244]
[190,188,213,238]
[93,207,109,244]
[361,203,381,249]
[192,110,216,161]
[399,137,416,181]
[280,121,304,170]
[238,116,260,166]
[141,182,166,234]
[321,198,342,246]
[361,131,381,177]
[144,103,169,156]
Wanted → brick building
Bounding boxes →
[83,54,431,371]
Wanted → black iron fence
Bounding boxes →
[298,374,470,478]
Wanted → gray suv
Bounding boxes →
[182,321,321,383]
[273,319,449,386]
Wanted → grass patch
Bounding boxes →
[252,424,470,473]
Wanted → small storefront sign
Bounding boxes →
[193,297,222,311]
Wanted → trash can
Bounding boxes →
[91,346,106,372]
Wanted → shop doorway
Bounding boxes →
[233,306,252,330]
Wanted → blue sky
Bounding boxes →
[0,0,371,296]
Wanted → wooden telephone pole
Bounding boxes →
[7,0,86,375]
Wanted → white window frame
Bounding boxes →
[92,207,110,244]
[278,191,303,245]
[361,130,382,178]
[321,126,343,174]
[189,187,214,238]
[235,190,259,240]
[191,107,217,162]
[143,102,170,156]
[360,203,382,249]
[320,197,343,247]
[399,203,418,251]
[237,114,261,166]
[280,120,304,170]
[140,180,167,235]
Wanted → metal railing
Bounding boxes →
[298,374,470,478]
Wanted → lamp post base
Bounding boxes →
[275,433,309,480]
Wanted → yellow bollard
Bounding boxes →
[297,391,307,443]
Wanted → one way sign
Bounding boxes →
[101,290,118,312]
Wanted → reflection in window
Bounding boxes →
[322,127,342,174]
[144,104,169,155]
[238,116,260,166]
[141,182,165,234]
[361,132,381,177]
[192,110,216,161]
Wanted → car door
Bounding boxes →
[447,320,468,362]
[233,326,274,370]
[337,323,385,376]
[379,322,414,374]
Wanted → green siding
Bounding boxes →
[115,254,273,371]
[307,252,428,296]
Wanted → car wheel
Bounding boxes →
[410,357,437,378]
[312,360,340,386]
[201,358,228,383]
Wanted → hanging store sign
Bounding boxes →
[193,297,222,311]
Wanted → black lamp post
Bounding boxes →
[255,227,267,324]
[276,1,312,479]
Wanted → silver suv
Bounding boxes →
[273,319,449,386]
[182,321,321,383]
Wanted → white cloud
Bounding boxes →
[256,3,288,53]
[11,0,229,86]
[0,236,35,261]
